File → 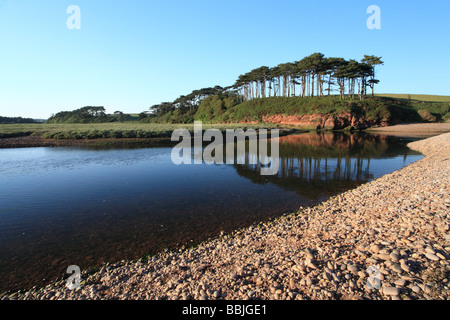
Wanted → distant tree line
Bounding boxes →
[138,86,237,123]
[47,106,132,124]
[0,116,36,124]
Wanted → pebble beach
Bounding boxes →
[3,131,450,301]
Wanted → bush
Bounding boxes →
[443,112,450,122]
[418,110,438,122]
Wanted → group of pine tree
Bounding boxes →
[47,53,384,124]
[235,53,383,101]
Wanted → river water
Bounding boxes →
[0,132,422,292]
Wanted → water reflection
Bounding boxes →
[234,132,421,200]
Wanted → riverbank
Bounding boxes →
[0,135,177,149]
[3,132,449,300]
[1,123,449,149]
[366,123,450,138]
[0,125,297,149]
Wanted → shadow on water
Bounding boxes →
[0,131,422,293]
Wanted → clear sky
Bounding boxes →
[0,0,449,119]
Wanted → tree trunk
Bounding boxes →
[278,77,281,97]
[301,76,305,98]
[262,78,266,98]
[287,76,290,97]
[327,75,331,96]
[317,74,321,97]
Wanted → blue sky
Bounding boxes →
[0,0,449,119]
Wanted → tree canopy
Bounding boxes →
[0,116,36,124]
[232,53,383,101]
[47,106,131,124]
[138,86,238,124]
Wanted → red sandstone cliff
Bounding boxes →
[258,112,387,130]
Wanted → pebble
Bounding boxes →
[305,251,314,259]
[323,272,332,281]
[411,286,421,293]
[400,263,411,272]
[425,253,440,261]
[378,253,391,261]
[394,279,406,287]
[347,265,359,274]
[390,264,403,273]
[436,253,446,260]
[366,258,378,265]
[390,253,400,262]
[383,287,400,296]
[371,245,382,254]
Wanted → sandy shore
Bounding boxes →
[366,123,450,138]
[3,132,450,301]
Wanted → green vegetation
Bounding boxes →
[138,52,384,124]
[376,94,450,122]
[130,54,445,125]
[214,96,352,123]
[0,122,282,140]
[141,95,449,125]
[138,86,230,124]
[376,94,450,102]
[47,106,134,124]
[0,116,36,124]
[233,53,383,101]
[1,95,448,140]
[39,52,449,128]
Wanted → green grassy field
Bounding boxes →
[376,94,450,102]
[375,94,450,122]
[0,122,283,139]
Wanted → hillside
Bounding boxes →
[149,95,449,130]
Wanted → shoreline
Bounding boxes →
[0,135,177,149]
[365,123,450,138]
[0,129,294,149]
[2,132,450,300]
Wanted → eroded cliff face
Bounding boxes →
[259,112,388,130]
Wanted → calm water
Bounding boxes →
[0,132,422,292]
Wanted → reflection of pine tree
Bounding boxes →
[233,132,417,201]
